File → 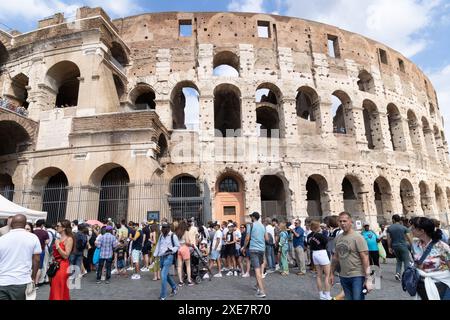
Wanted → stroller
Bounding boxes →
[184,246,212,284]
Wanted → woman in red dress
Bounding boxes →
[49,220,74,300]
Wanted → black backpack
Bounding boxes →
[76,233,88,253]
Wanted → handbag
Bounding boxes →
[401,241,436,296]
[46,259,60,278]
[93,247,100,265]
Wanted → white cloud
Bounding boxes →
[285,0,441,57]
[86,0,142,18]
[429,65,450,140]
[228,0,266,13]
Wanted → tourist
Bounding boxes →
[141,221,151,272]
[175,220,193,286]
[233,222,242,275]
[153,222,179,300]
[209,222,223,277]
[71,223,87,277]
[264,218,276,273]
[309,221,331,300]
[432,219,449,244]
[150,223,160,281]
[361,222,381,267]
[330,212,371,301]
[387,214,413,281]
[410,217,450,300]
[271,218,280,270]
[326,215,345,300]
[114,240,127,276]
[25,222,33,233]
[292,219,306,275]
[33,219,49,286]
[0,216,12,237]
[239,224,251,278]
[0,214,41,300]
[224,223,237,276]
[243,211,268,298]
[49,220,74,300]
[71,220,79,233]
[95,225,118,284]
[278,222,290,276]
[130,223,143,280]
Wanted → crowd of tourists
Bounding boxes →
[0,210,449,301]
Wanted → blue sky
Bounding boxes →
[1,0,449,136]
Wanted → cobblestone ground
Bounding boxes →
[37,259,412,300]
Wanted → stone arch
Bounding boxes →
[429,103,436,119]
[387,103,405,151]
[362,99,382,149]
[296,86,320,122]
[169,174,202,222]
[433,125,444,161]
[0,113,37,143]
[400,179,416,216]
[214,83,242,137]
[213,51,240,77]
[332,90,352,134]
[435,184,446,218]
[0,173,14,201]
[170,81,200,130]
[216,170,245,192]
[357,69,375,94]
[156,134,169,160]
[374,176,393,224]
[419,181,433,216]
[256,82,282,105]
[129,83,156,110]
[421,117,436,158]
[110,41,129,67]
[256,106,280,138]
[6,73,29,109]
[214,170,246,223]
[88,163,131,186]
[113,74,126,102]
[0,120,33,156]
[260,175,289,221]
[45,60,80,108]
[306,174,330,220]
[342,175,364,219]
[407,110,422,151]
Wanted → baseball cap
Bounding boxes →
[249,212,260,220]
[227,223,234,227]
[363,222,370,226]
[105,226,113,231]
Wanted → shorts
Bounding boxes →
[178,245,191,261]
[312,250,330,266]
[117,259,125,269]
[249,250,264,269]
[142,242,152,255]
[210,250,220,261]
[132,249,142,263]
[224,245,236,258]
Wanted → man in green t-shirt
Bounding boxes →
[330,212,370,300]
[387,214,413,281]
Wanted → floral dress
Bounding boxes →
[412,240,450,273]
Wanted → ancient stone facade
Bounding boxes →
[0,7,449,227]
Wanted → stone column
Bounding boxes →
[317,100,333,135]
[241,96,256,137]
[377,112,393,151]
[281,98,298,141]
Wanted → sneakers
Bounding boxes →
[221,268,229,272]
[213,273,223,278]
[187,281,194,286]
[111,269,118,275]
[170,288,178,297]
[149,262,155,269]
[266,269,275,274]
[159,297,166,301]
[178,282,185,287]
[127,267,134,271]
[320,292,331,300]
[242,273,250,278]
[255,291,266,298]
[96,280,101,284]
[395,273,401,281]
[203,273,210,280]
[226,271,233,276]
[296,272,306,276]
[131,274,141,280]
[275,264,280,271]
[262,272,267,279]
[141,267,149,272]
[234,271,238,277]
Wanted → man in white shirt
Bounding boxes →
[265,218,276,272]
[0,214,41,300]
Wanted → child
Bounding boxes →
[115,240,127,276]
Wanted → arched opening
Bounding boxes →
[374,177,393,225]
[421,118,436,158]
[435,185,445,217]
[434,125,444,161]
[362,100,382,150]
[213,51,239,77]
[97,167,130,223]
[156,134,168,160]
[296,86,319,122]
[129,84,155,110]
[419,181,432,216]
[110,42,128,68]
[113,74,125,102]
[214,84,241,137]
[256,85,279,105]
[0,121,31,156]
[332,91,352,134]
[0,174,14,201]
[387,103,404,151]
[400,179,415,216]
[10,73,29,109]
[260,175,287,220]
[429,103,436,119]
[42,171,68,225]
[407,110,421,151]
[170,82,200,130]
[342,176,364,219]
[46,61,80,108]
[256,106,280,138]
[357,70,375,94]
[215,172,245,224]
[306,175,329,220]
[169,175,202,222]
[0,41,8,66]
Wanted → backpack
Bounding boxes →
[401,241,436,296]
[76,233,87,253]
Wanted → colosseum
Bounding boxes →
[0,7,449,228]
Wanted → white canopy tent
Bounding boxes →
[0,194,47,222]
